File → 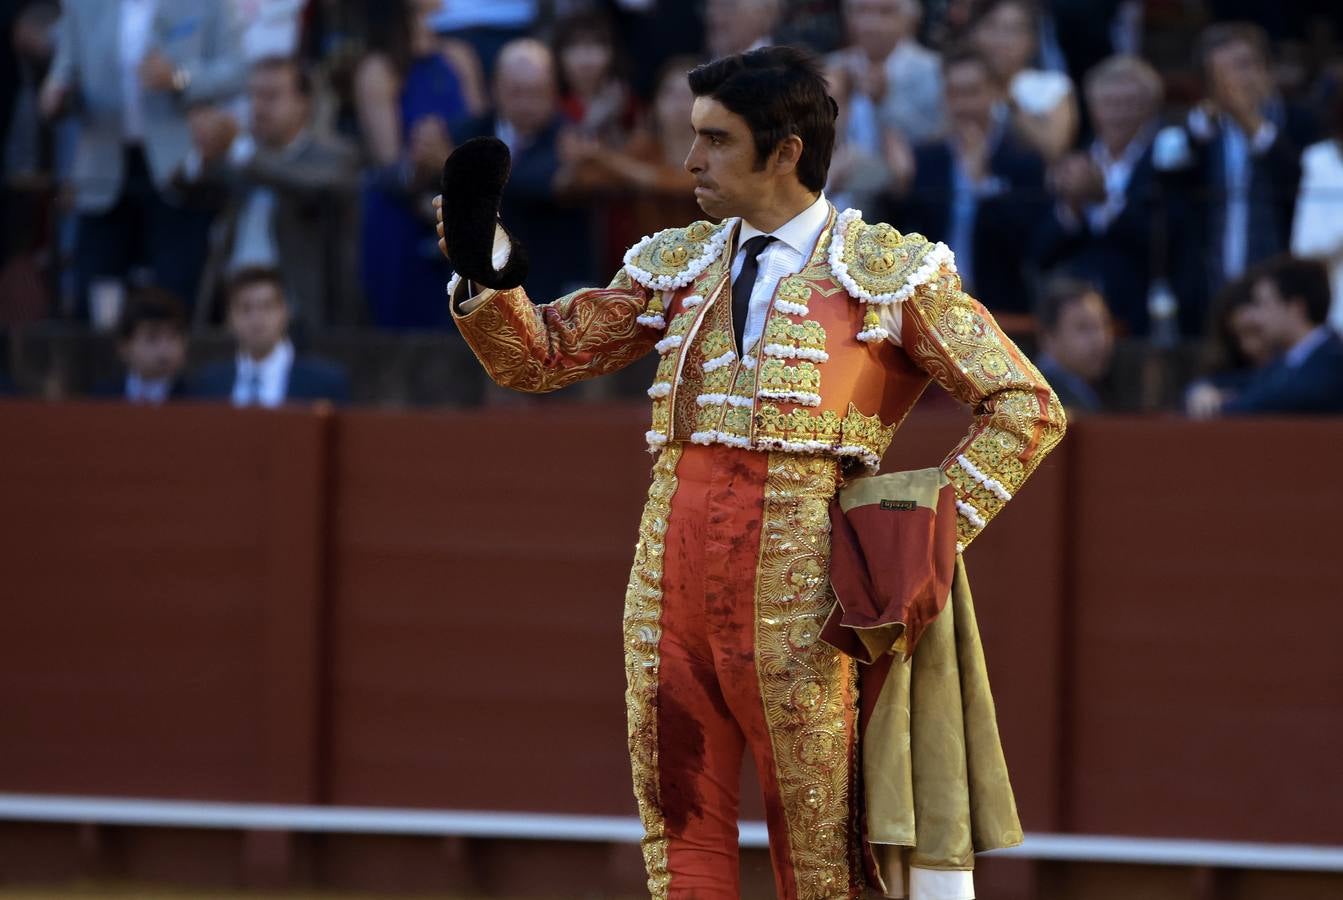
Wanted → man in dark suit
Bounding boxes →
[92,286,190,403]
[1034,55,1166,337]
[181,56,362,332]
[187,266,349,407]
[1218,256,1343,415]
[1032,275,1115,414]
[1153,22,1318,336]
[881,44,1047,316]
[447,38,594,304]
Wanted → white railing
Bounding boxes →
[1,794,1341,872]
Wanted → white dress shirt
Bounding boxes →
[1291,139,1343,332]
[125,373,172,405]
[232,339,294,408]
[732,193,832,354]
[119,0,158,143]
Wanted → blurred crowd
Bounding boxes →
[1,0,1341,414]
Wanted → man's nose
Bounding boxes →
[684,142,703,174]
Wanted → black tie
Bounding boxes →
[732,234,777,354]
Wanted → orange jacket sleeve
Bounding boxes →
[899,269,1067,549]
[450,268,661,394]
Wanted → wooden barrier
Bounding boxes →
[0,400,1340,897]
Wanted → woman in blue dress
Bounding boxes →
[355,0,485,329]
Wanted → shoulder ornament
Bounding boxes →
[624,218,738,291]
[828,208,955,306]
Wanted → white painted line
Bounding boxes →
[990,833,1343,871]
[1,795,1341,871]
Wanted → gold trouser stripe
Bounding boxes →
[755,453,859,899]
[622,445,682,898]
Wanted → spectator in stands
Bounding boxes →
[449,39,596,303]
[1042,0,1131,93]
[826,0,944,212]
[881,45,1047,316]
[590,55,702,242]
[428,0,538,79]
[1153,22,1317,337]
[1034,55,1164,337]
[1033,275,1114,414]
[1291,89,1343,333]
[38,0,246,315]
[181,57,362,332]
[556,54,699,274]
[705,0,781,59]
[2,0,62,321]
[553,12,638,147]
[93,287,189,404]
[969,0,1078,162]
[1197,255,1343,415]
[188,266,349,407]
[356,0,486,329]
[1185,275,1273,417]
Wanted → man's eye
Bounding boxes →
[710,136,723,146]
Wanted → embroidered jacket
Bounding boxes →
[450,205,1065,547]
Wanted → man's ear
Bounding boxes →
[772,134,805,177]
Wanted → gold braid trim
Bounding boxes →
[452,269,659,393]
[623,446,682,897]
[900,269,1067,547]
[757,454,862,899]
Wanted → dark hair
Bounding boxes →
[1249,254,1332,325]
[365,0,416,75]
[226,266,286,302]
[971,0,1040,30]
[1036,275,1103,332]
[940,43,997,82]
[1208,274,1257,371]
[117,287,186,341]
[1196,22,1270,79]
[687,45,837,193]
[551,11,624,97]
[252,55,314,98]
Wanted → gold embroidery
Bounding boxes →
[629,220,729,279]
[651,397,671,436]
[623,446,682,898]
[686,221,715,242]
[778,277,812,309]
[751,402,895,464]
[901,273,1067,546]
[661,245,689,267]
[838,217,941,299]
[454,272,659,394]
[721,405,753,437]
[702,365,735,395]
[764,317,828,354]
[701,329,733,363]
[759,359,823,395]
[757,453,858,899]
[667,309,697,335]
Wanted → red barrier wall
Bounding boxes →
[0,400,1340,851]
[0,402,328,804]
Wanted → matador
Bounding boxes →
[436,45,1064,900]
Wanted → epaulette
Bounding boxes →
[828,208,955,306]
[623,218,737,291]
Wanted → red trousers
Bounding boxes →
[623,444,863,899]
